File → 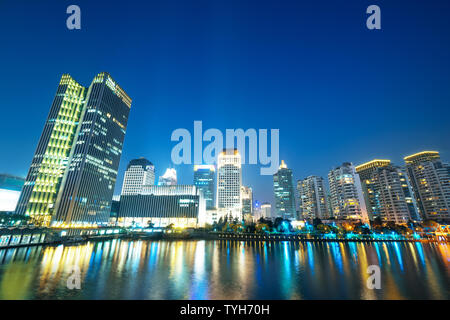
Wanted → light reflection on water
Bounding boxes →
[0,240,448,300]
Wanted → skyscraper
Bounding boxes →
[158,168,177,186]
[404,151,450,221]
[297,176,329,220]
[193,165,215,209]
[241,186,253,216]
[356,160,418,224]
[16,72,132,227]
[217,149,242,220]
[121,158,155,195]
[328,162,369,223]
[273,160,296,220]
[16,74,88,225]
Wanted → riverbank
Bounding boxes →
[1,228,448,250]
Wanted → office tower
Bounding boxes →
[356,160,418,224]
[15,74,88,225]
[328,162,369,223]
[273,160,296,220]
[17,73,132,227]
[404,151,450,221]
[53,72,131,227]
[217,149,242,220]
[241,186,253,215]
[193,165,215,209]
[297,176,329,220]
[261,203,272,219]
[158,168,177,186]
[119,185,206,228]
[121,158,155,195]
[0,174,25,213]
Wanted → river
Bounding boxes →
[0,239,448,299]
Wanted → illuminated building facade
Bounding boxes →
[17,72,132,227]
[273,160,296,219]
[356,160,418,224]
[328,162,369,223]
[297,175,329,220]
[217,149,242,220]
[241,186,253,216]
[0,174,25,213]
[53,72,131,227]
[15,74,87,225]
[118,185,206,228]
[404,151,450,221]
[261,203,272,219]
[158,168,177,186]
[193,165,215,209]
[121,158,155,195]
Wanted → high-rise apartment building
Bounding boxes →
[404,151,450,221]
[356,160,418,224]
[273,160,296,220]
[328,162,369,223]
[158,168,177,186]
[241,186,253,215]
[297,176,329,220]
[193,165,215,209]
[16,72,131,227]
[217,149,242,220]
[121,158,155,195]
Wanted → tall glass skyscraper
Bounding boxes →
[273,160,296,220]
[16,72,132,227]
[193,165,215,209]
[15,75,87,226]
[217,149,242,220]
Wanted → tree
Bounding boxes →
[256,223,269,233]
[312,217,322,227]
[274,218,293,233]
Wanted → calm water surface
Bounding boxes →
[0,240,448,299]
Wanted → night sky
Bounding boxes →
[0,0,449,207]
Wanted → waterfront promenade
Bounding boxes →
[0,227,448,250]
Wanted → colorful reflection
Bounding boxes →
[0,240,448,300]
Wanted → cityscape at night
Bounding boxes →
[0,0,448,310]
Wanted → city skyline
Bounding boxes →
[1,1,450,210]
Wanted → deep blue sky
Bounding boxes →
[0,0,449,207]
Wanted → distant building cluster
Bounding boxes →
[296,151,450,225]
[6,73,450,230]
